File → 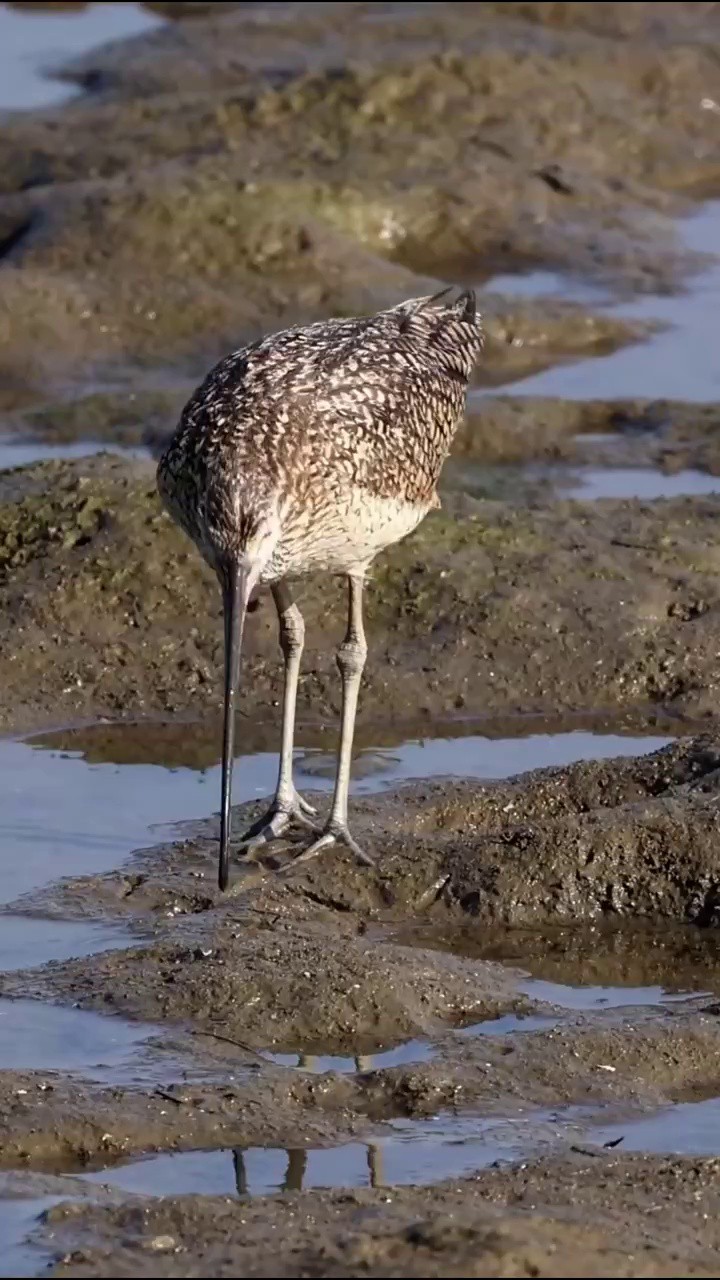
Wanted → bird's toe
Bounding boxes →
[236,791,319,853]
[282,822,375,870]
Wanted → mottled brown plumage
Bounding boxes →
[158,288,484,889]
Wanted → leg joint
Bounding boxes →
[279,604,305,658]
[337,637,367,678]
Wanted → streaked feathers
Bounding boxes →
[157,290,483,579]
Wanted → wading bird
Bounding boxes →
[157,288,483,889]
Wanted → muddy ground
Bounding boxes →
[5,453,720,732]
[4,1,720,1276]
[7,741,720,1272]
[38,1152,720,1278]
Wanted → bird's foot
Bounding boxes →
[236,789,318,854]
[281,819,375,870]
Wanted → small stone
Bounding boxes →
[146,1235,176,1252]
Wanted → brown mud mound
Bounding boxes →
[458,397,720,472]
[0,1,715,404]
[44,1149,720,1278]
[5,456,720,730]
[6,739,720,1059]
[0,923,528,1054]
[9,736,719,926]
[0,1066,365,1170]
[0,159,644,388]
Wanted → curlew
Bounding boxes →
[157,288,483,890]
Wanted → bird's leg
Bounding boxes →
[237,580,318,851]
[289,572,374,868]
[282,1148,308,1193]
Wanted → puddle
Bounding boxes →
[0,2,163,111]
[0,996,170,1081]
[296,731,673,793]
[0,1195,63,1278]
[46,1098,720,1205]
[0,439,147,471]
[0,915,134,973]
[265,1038,436,1075]
[0,732,309,907]
[575,432,624,446]
[597,1097,720,1156]
[445,456,720,505]
[448,458,720,505]
[563,466,720,502]
[484,201,720,402]
[522,978,708,1012]
[79,1107,588,1198]
[485,268,611,307]
[459,1012,557,1038]
[9,1096,720,1245]
[0,726,672,909]
[400,924,719,1020]
[264,1011,556,1076]
[0,722,675,1089]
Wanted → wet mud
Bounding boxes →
[35,1149,720,1278]
[6,737,720,1271]
[459,395,720,472]
[6,454,720,730]
[0,0,714,405]
[4,2,720,1276]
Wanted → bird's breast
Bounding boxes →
[261,489,429,581]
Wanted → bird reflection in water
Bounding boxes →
[232,1141,385,1195]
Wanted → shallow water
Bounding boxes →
[0,726,672,909]
[264,1010,557,1075]
[7,1094,720,1276]
[0,997,166,1080]
[490,201,720,402]
[449,458,720,504]
[0,439,146,470]
[0,2,162,111]
[403,917,720,987]
[73,1092,720,1203]
[0,722,676,1092]
[0,915,133,973]
[295,731,672,791]
[265,1038,437,1075]
[486,268,612,307]
[597,1097,720,1156]
[0,1196,62,1279]
[80,1107,589,1198]
[563,466,720,501]
[521,978,707,1011]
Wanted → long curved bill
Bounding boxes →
[219,563,252,891]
